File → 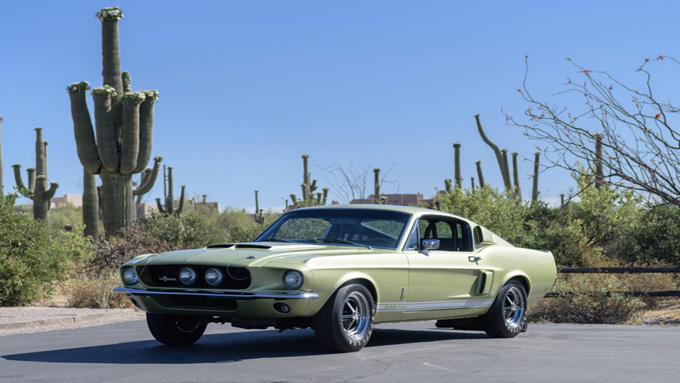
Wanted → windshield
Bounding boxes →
[255,209,412,249]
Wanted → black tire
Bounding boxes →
[484,280,527,338]
[146,313,207,345]
[313,284,375,352]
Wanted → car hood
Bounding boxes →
[134,242,378,268]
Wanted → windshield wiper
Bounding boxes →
[323,238,372,250]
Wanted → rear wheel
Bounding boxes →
[484,280,527,338]
[146,313,207,345]
[313,284,375,352]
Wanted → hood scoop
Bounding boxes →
[206,244,236,249]
[234,244,272,250]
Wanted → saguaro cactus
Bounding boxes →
[453,143,462,189]
[12,127,59,221]
[156,166,185,215]
[531,152,541,204]
[254,190,264,224]
[67,7,161,236]
[373,168,386,204]
[475,161,485,188]
[289,154,329,208]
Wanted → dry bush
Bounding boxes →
[529,267,680,324]
[64,272,133,309]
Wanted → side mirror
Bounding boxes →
[419,239,440,256]
[474,226,496,247]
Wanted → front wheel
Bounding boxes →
[146,313,207,345]
[484,280,527,338]
[313,284,375,352]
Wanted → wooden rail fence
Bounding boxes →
[545,267,680,298]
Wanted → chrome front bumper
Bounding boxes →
[112,286,319,300]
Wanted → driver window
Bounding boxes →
[418,216,472,252]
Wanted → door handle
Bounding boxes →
[468,255,482,264]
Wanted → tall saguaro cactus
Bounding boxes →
[67,7,161,236]
[453,143,462,189]
[373,168,386,204]
[156,166,184,215]
[289,154,329,208]
[12,127,59,221]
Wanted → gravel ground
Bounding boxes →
[0,307,144,336]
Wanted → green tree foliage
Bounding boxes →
[434,186,533,247]
[434,173,646,267]
[0,196,90,305]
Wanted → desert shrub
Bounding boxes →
[528,274,641,324]
[135,211,226,249]
[0,196,72,305]
[64,272,133,309]
[615,204,680,266]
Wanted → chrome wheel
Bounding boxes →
[503,285,526,330]
[341,291,372,342]
[314,284,375,352]
[484,280,527,338]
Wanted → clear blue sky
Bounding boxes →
[1,0,677,212]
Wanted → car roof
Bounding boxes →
[292,204,475,225]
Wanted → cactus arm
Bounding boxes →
[134,156,162,196]
[155,197,167,214]
[119,96,141,174]
[45,181,59,202]
[176,185,185,215]
[68,84,102,174]
[475,114,512,191]
[27,168,36,193]
[134,92,157,173]
[92,92,120,172]
[444,178,452,193]
[83,168,99,239]
[12,164,32,198]
[290,193,298,206]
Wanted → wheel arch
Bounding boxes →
[503,273,531,295]
[335,274,379,303]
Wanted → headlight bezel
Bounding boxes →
[283,270,304,290]
[205,267,224,287]
[179,266,198,286]
[122,267,139,285]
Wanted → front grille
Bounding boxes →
[138,265,251,289]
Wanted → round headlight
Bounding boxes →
[283,270,304,290]
[205,267,224,287]
[179,267,197,286]
[122,267,138,285]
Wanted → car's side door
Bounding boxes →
[402,215,493,320]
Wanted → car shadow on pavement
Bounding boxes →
[2,327,487,364]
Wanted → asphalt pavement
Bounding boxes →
[0,319,678,383]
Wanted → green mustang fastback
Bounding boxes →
[114,205,556,352]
